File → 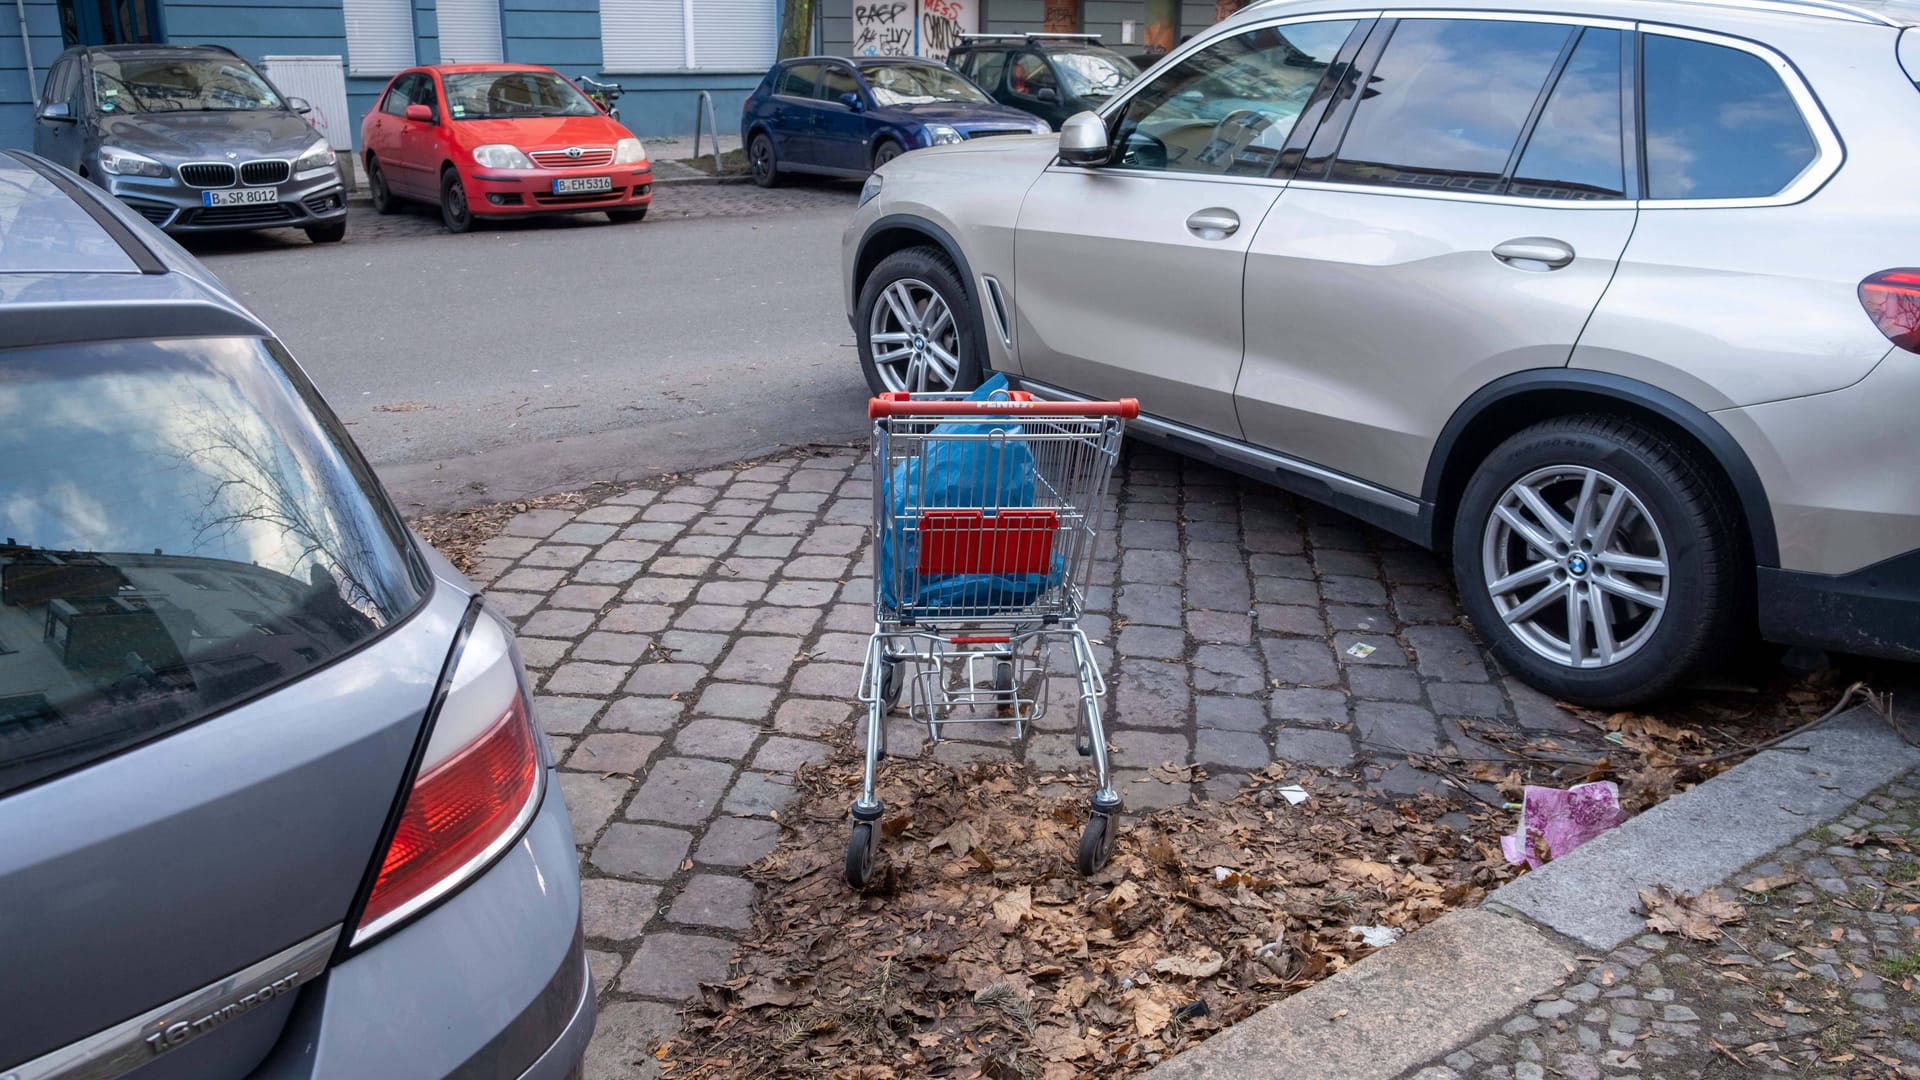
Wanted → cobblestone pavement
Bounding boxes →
[1409,773,1920,1080]
[458,440,1614,1077]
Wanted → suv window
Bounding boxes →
[1509,28,1625,200]
[1329,18,1572,193]
[0,336,425,796]
[1010,52,1056,99]
[41,59,73,107]
[778,63,821,98]
[380,73,416,116]
[1111,20,1360,177]
[1641,34,1816,200]
[969,50,1008,94]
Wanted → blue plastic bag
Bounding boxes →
[879,375,1065,611]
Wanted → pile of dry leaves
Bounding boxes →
[657,752,1517,1079]
[410,492,592,575]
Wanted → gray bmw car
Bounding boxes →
[0,149,590,1079]
[31,44,350,243]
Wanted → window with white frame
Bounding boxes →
[438,0,504,63]
[600,0,777,72]
[344,0,416,75]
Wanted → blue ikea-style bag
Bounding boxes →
[879,376,1066,611]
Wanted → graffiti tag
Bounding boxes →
[854,1,914,56]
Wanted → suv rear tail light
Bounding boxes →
[1858,269,1920,353]
[352,611,543,945]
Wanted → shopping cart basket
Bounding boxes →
[847,386,1138,888]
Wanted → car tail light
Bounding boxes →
[352,612,543,945]
[1858,269,1920,353]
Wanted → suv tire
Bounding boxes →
[1452,415,1741,707]
[855,246,983,395]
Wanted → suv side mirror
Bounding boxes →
[36,102,73,123]
[1035,87,1059,104]
[839,91,863,112]
[404,103,433,123]
[1058,111,1109,167]
[288,96,313,115]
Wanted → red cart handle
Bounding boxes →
[869,393,1140,420]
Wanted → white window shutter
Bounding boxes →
[438,0,504,63]
[601,0,686,72]
[691,0,776,71]
[344,0,415,75]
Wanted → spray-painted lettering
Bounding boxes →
[854,1,915,55]
[918,0,973,60]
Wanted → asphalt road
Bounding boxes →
[188,183,869,515]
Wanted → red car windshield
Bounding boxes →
[442,71,600,120]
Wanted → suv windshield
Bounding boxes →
[1051,47,1137,98]
[0,337,425,796]
[860,62,992,105]
[88,55,281,113]
[442,71,600,120]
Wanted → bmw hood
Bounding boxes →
[95,110,320,161]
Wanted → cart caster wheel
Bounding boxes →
[880,659,903,711]
[846,822,878,889]
[993,658,1015,693]
[1076,813,1117,876]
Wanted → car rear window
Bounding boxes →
[1640,34,1817,200]
[0,336,426,796]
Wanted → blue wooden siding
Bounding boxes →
[0,0,64,148]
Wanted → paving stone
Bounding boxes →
[522,544,592,569]
[573,560,646,585]
[650,555,715,577]
[1122,549,1184,585]
[604,488,660,507]
[1428,681,1510,718]
[1334,632,1408,666]
[723,771,799,817]
[1255,602,1325,636]
[623,663,706,696]
[556,770,629,846]
[673,534,735,556]
[1115,770,1193,810]
[623,577,698,604]
[696,816,781,867]
[763,580,840,607]
[1273,726,1357,767]
[1111,658,1191,729]
[551,522,618,546]
[477,535,538,559]
[601,696,685,733]
[1347,666,1425,702]
[1255,576,1321,606]
[1121,517,1180,549]
[735,534,801,558]
[575,632,654,665]
[580,879,661,941]
[675,718,759,761]
[494,567,566,592]
[1117,583,1183,627]
[1319,574,1389,606]
[590,823,692,881]
[545,662,631,696]
[1186,610,1253,644]
[535,696,602,735]
[674,605,747,632]
[626,757,734,825]
[1354,700,1443,754]
[619,934,736,1000]
[570,733,662,776]
[1261,638,1339,687]
[577,503,640,524]
[1192,644,1265,694]
[741,606,823,636]
[1392,585,1462,624]
[753,736,832,773]
[1326,604,1395,633]
[620,521,682,543]
[596,539,662,564]
[698,580,767,606]
[486,590,542,618]
[516,637,570,669]
[585,949,623,998]
[1186,561,1253,610]
[1312,548,1377,578]
[789,662,861,698]
[1118,625,1186,660]
[1407,624,1492,683]
[1270,687,1349,726]
[599,604,673,634]
[714,635,803,684]
[1197,695,1268,732]
[775,698,854,737]
[667,874,757,931]
[1195,729,1269,769]
[643,502,703,523]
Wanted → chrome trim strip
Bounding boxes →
[1286,177,1635,209]
[1,925,340,1080]
[980,274,1013,347]
[1017,377,1421,514]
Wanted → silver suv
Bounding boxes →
[843,0,1920,706]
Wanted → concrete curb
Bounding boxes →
[1144,702,1920,1079]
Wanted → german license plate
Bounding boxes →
[203,188,278,207]
[552,176,612,194]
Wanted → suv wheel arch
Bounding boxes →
[853,215,984,333]
[1424,370,1777,569]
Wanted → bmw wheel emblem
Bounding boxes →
[1567,554,1589,576]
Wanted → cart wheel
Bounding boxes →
[880,659,904,711]
[846,822,878,889]
[1076,814,1116,876]
[993,658,1015,694]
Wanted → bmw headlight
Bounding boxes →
[613,137,648,165]
[923,124,964,146]
[859,171,883,207]
[98,146,168,178]
[293,138,337,178]
[472,144,533,169]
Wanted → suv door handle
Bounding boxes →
[1186,208,1240,240]
[1492,237,1575,270]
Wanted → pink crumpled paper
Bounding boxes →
[1500,780,1626,868]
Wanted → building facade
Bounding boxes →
[0,0,1247,155]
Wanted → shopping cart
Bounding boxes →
[847,386,1138,888]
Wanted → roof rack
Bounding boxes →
[956,32,1104,42]
[1243,0,1898,25]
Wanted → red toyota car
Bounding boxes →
[360,64,652,233]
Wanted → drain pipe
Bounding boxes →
[15,0,34,103]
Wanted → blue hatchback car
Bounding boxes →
[742,56,1049,187]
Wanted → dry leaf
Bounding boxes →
[1337,859,1398,885]
[932,820,977,857]
[992,886,1034,931]
[1153,949,1226,979]
[1740,873,1799,894]
[1752,1012,1787,1030]
[1640,885,1746,942]
[1133,997,1171,1036]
